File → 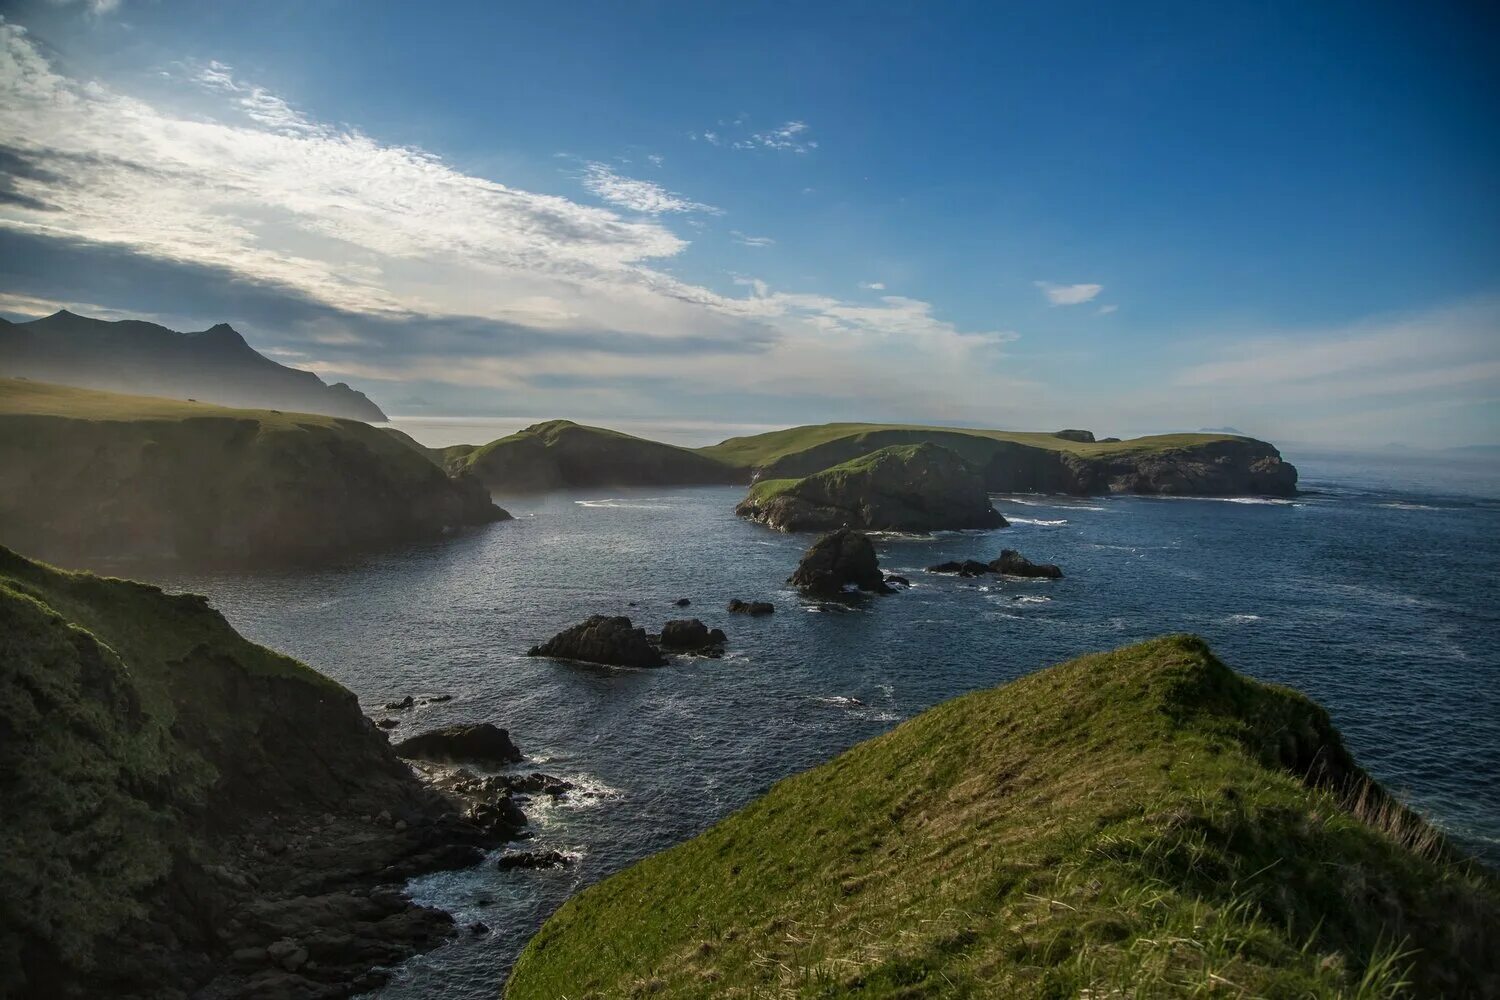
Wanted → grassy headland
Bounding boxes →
[508,636,1497,998]
[0,378,505,563]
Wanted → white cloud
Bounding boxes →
[1096,304,1117,315]
[580,162,719,215]
[48,0,121,14]
[0,23,1024,422]
[860,281,886,290]
[1035,281,1103,306]
[730,230,774,248]
[646,154,663,167]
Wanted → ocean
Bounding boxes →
[146,446,1500,997]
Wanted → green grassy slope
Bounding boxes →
[0,378,503,562]
[700,422,1242,468]
[0,546,418,995]
[508,636,1497,999]
[443,419,745,490]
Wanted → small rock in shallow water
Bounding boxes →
[674,597,691,606]
[884,574,911,587]
[925,560,990,577]
[727,599,775,615]
[990,549,1063,579]
[384,695,415,710]
[789,529,891,597]
[470,922,490,935]
[393,723,523,765]
[496,849,573,871]
[376,717,399,729]
[659,618,728,655]
[528,615,667,668]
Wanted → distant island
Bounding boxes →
[508,635,1499,997]
[439,420,1298,499]
[0,378,504,564]
[0,310,386,421]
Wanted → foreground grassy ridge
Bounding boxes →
[0,547,354,990]
[508,636,1498,998]
[700,422,1242,469]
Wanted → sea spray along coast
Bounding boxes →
[1,3,1497,998]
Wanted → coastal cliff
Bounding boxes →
[0,379,507,564]
[735,443,1007,532]
[0,547,504,999]
[508,636,1498,998]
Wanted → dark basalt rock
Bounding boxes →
[990,549,1063,579]
[727,599,775,615]
[496,772,575,797]
[788,529,892,597]
[926,559,992,577]
[393,723,523,765]
[1054,429,1096,443]
[884,574,911,588]
[659,618,728,655]
[738,443,1007,533]
[674,597,692,607]
[376,717,400,729]
[527,615,667,668]
[385,695,415,710]
[496,849,574,871]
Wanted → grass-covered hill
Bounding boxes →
[0,546,451,997]
[0,378,506,564]
[508,636,1498,998]
[441,419,745,491]
[0,309,387,421]
[736,443,1006,532]
[700,423,1298,496]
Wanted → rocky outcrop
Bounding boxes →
[788,529,892,597]
[991,550,1064,578]
[1053,429,1095,443]
[496,850,574,872]
[0,378,510,565]
[736,443,1008,532]
[926,559,992,577]
[393,724,524,765]
[527,615,668,668]
[0,546,518,1000]
[659,618,728,655]
[727,599,775,615]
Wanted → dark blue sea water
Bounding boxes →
[149,449,1500,998]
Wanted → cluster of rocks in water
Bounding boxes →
[526,610,739,669]
[927,548,1064,579]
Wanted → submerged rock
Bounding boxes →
[788,529,892,597]
[385,695,416,710]
[926,559,992,577]
[737,443,1008,533]
[659,618,728,655]
[528,615,667,668]
[674,598,692,607]
[990,549,1064,579]
[496,849,574,871]
[393,723,523,765]
[727,599,775,615]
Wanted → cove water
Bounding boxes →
[148,449,1500,998]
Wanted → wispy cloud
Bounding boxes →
[860,281,886,290]
[580,161,719,215]
[49,0,121,15]
[730,230,774,247]
[1035,281,1103,306]
[1096,303,1117,315]
[733,120,817,154]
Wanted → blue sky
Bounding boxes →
[1,0,1496,446]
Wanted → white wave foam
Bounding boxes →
[1227,613,1263,623]
[814,695,866,708]
[1007,517,1068,526]
[1011,595,1052,604]
[575,498,674,510]
[1378,502,1440,511]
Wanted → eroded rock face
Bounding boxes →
[737,443,1007,533]
[727,599,775,615]
[926,559,992,577]
[527,615,667,668]
[990,550,1063,579]
[659,618,728,655]
[788,529,892,597]
[393,724,523,765]
[1054,429,1096,443]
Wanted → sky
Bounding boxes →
[0,1,1496,447]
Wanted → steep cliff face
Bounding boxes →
[736,444,1007,532]
[0,379,507,564]
[0,547,487,998]
[446,419,745,491]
